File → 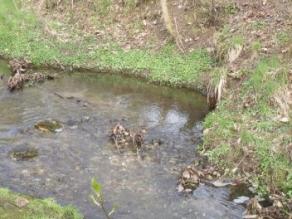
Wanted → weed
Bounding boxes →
[251,21,266,30]
[214,26,245,63]
[94,0,112,16]
[276,31,290,45]
[206,143,230,163]
[251,40,262,52]
[90,179,116,219]
[224,3,239,15]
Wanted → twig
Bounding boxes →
[54,92,65,99]
[101,202,111,219]
[114,137,121,153]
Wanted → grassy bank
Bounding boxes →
[0,188,82,219]
[0,0,211,90]
[0,0,291,211]
[202,57,291,196]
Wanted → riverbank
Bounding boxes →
[0,0,291,218]
[0,188,82,218]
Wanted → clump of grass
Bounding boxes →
[93,0,112,16]
[276,31,290,45]
[214,26,245,63]
[251,40,262,53]
[0,188,82,219]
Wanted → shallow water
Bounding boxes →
[0,62,244,218]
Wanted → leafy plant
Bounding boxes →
[90,179,116,219]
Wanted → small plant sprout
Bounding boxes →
[90,178,116,219]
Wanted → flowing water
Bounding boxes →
[0,60,244,218]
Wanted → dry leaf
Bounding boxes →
[15,197,29,208]
[228,44,243,63]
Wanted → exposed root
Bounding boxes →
[207,75,226,110]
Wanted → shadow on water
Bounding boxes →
[0,61,244,218]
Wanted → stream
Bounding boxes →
[0,60,244,218]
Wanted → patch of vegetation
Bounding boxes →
[223,3,239,15]
[214,26,245,63]
[276,31,290,45]
[0,0,211,90]
[0,188,82,219]
[251,40,262,53]
[251,20,267,30]
[94,0,112,16]
[202,57,292,197]
[91,179,116,219]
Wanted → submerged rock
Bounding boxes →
[35,120,63,133]
[9,146,38,161]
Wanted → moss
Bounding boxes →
[0,188,83,219]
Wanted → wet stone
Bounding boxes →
[35,120,63,133]
[9,145,38,161]
[233,196,250,205]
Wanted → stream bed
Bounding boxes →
[0,61,244,218]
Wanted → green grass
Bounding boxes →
[0,188,82,219]
[202,58,292,197]
[0,0,211,90]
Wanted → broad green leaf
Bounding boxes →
[91,178,102,194]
